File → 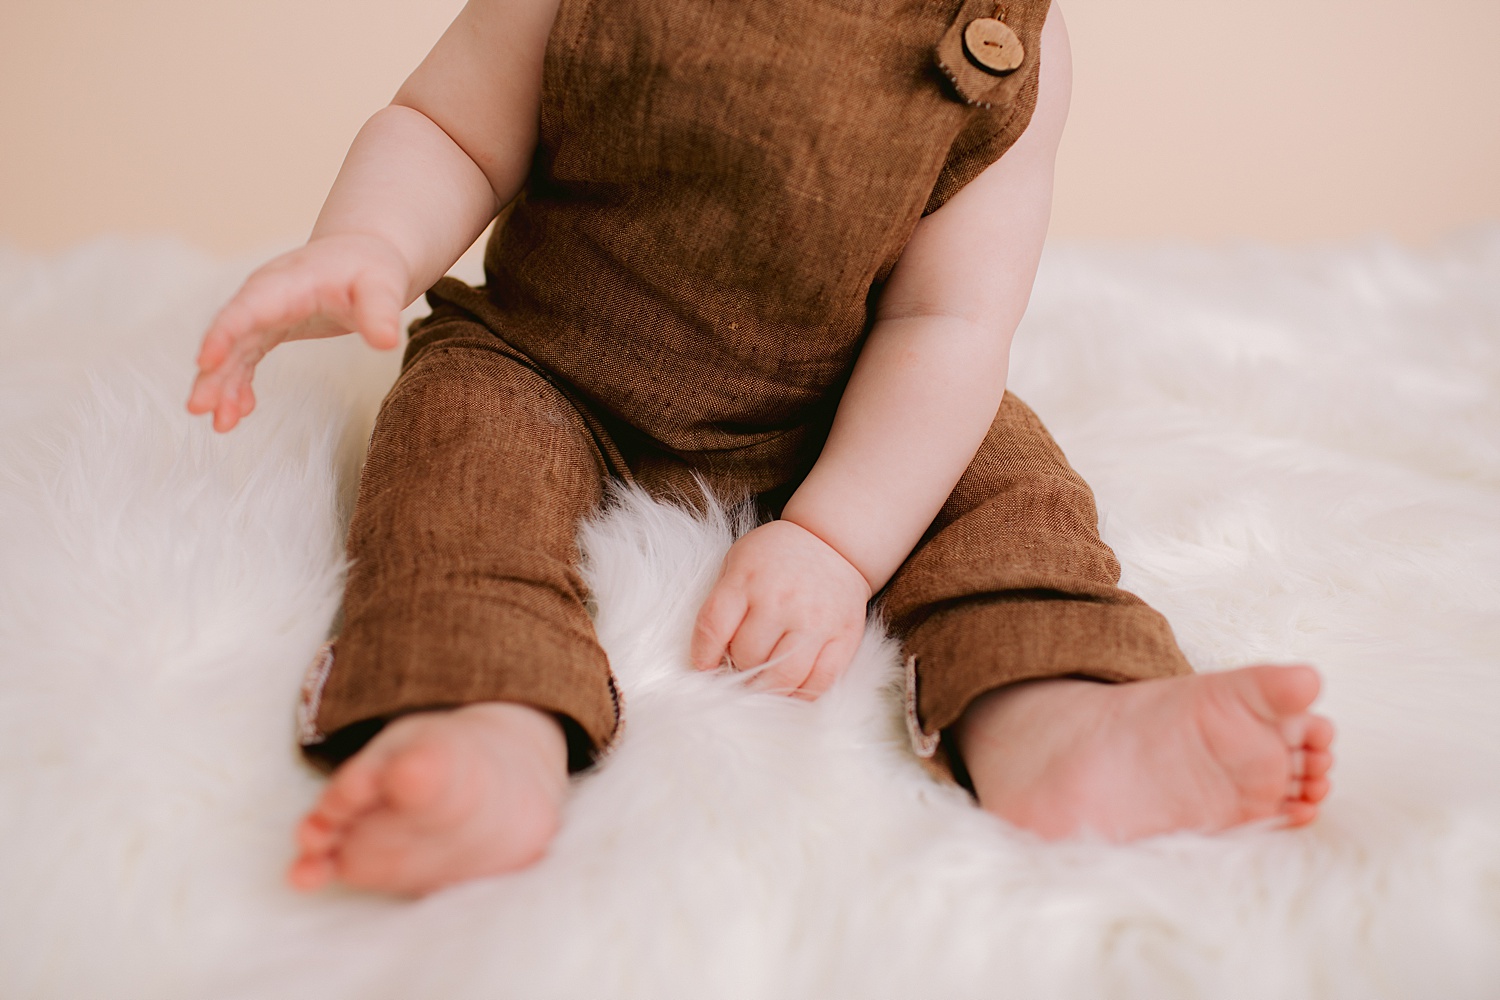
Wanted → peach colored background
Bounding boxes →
[3,0,1497,253]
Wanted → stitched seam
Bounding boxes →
[296,641,336,746]
[904,655,940,758]
[599,671,627,756]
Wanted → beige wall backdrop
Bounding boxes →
[3,0,1497,253]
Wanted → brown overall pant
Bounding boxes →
[298,0,1192,778]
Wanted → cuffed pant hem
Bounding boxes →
[297,594,621,773]
[902,596,1193,784]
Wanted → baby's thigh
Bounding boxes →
[885,391,1123,620]
[936,392,1111,558]
[352,320,611,561]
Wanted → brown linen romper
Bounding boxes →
[297,0,1193,779]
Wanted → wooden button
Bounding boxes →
[961,18,1025,75]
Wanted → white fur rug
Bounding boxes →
[2,232,1498,999]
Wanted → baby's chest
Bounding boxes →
[540,0,967,206]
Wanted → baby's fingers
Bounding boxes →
[186,366,224,416]
[690,585,748,671]
[795,634,859,701]
[187,350,252,430]
[724,609,783,677]
[235,377,258,419]
[351,272,405,351]
[197,276,301,370]
[186,361,238,428]
[750,632,821,696]
[213,383,245,433]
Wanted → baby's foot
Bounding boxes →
[288,701,569,896]
[955,665,1334,841]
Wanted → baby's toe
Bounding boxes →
[1303,714,1335,752]
[317,759,383,826]
[1288,748,1307,779]
[1303,749,1333,779]
[1300,775,1331,804]
[1280,800,1319,827]
[1255,664,1321,717]
[286,853,336,892]
[1237,666,1319,733]
[296,813,339,854]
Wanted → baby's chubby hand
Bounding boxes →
[187,232,409,433]
[689,519,871,699]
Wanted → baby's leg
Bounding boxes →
[881,393,1333,840]
[290,320,622,894]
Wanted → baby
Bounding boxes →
[188,0,1333,896]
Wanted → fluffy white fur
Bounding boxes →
[2,232,1497,998]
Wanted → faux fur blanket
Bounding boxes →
[2,233,1497,999]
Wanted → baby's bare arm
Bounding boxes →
[781,4,1072,593]
[315,0,562,296]
[188,0,560,432]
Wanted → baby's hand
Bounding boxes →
[187,232,409,432]
[689,520,871,699]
